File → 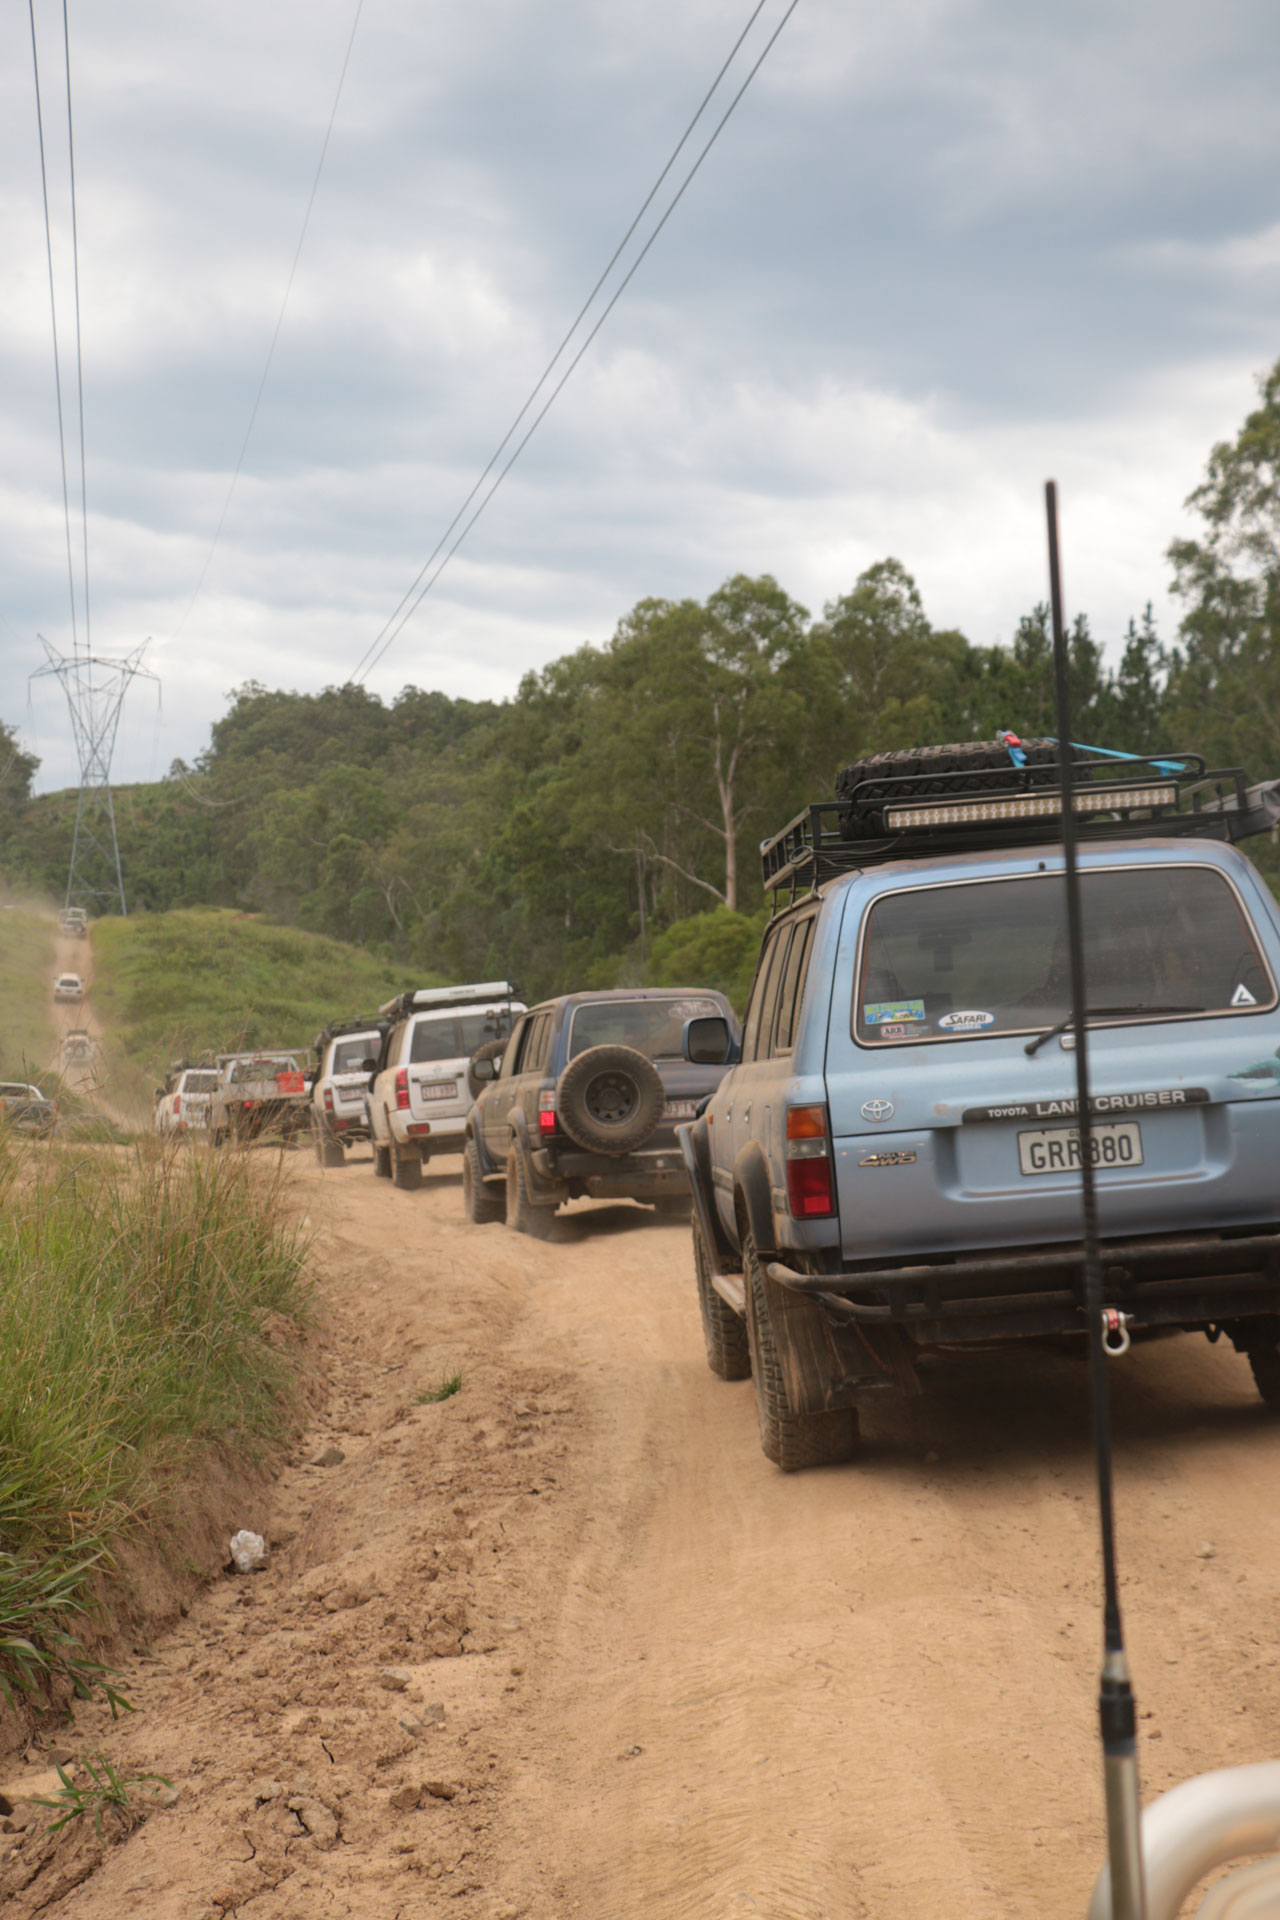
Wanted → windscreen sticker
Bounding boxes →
[937,1009,996,1033]
[863,999,925,1026]
[1231,983,1259,1007]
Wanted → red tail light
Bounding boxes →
[785,1104,835,1219]
[323,1087,334,1113]
[172,1094,180,1115]
[538,1090,557,1136]
[394,1069,410,1111]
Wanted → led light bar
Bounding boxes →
[883,784,1177,832]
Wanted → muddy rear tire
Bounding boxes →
[314,1125,345,1170]
[373,1142,392,1179]
[1247,1343,1280,1407]
[463,1137,504,1224]
[743,1234,859,1471]
[392,1147,423,1191]
[505,1146,555,1239]
[694,1220,750,1381]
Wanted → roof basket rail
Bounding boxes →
[762,744,1280,900]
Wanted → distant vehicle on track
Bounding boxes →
[0,1082,57,1137]
[61,1028,94,1064]
[210,1051,309,1145]
[60,907,88,938]
[53,972,84,1002]
[154,1066,221,1136]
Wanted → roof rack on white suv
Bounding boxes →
[378,980,520,1019]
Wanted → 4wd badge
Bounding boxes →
[861,1098,894,1122]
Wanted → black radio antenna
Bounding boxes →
[1045,480,1147,1918]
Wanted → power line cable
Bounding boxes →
[61,0,91,654]
[173,0,366,640]
[355,0,801,687]
[349,0,775,684]
[27,0,80,656]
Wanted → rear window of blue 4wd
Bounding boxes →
[854,863,1275,1046]
[567,997,722,1061]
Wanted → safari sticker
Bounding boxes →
[937,1009,996,1033]
[863,999,925,1026]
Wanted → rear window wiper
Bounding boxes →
[1024,1004,1205,1058]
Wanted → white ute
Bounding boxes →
[368,981,524,1190]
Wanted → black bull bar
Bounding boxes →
[766,1227,1280,1345]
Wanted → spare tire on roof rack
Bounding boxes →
[835,737,1064,839]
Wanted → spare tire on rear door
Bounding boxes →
[556,1045,665,1157]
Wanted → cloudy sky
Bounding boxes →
[3,0,1278,789]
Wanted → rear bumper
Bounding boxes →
[767,1225,1280,1344]
[531,1141,688,1199]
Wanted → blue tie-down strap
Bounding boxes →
[996,729,1027,768]
[1044,737,1188,777]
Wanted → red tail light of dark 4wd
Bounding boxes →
[538,1090,556,1136]
[394,1069,410,1111]
[785,1104,836,1219]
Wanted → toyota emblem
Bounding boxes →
[861,1098,894,1123]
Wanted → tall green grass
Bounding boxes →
[0,903,57,1083]
[89,907,418,1103]
[0,1135,309,1709]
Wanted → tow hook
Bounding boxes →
[1101,1307,1132,1357]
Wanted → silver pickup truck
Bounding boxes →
[211,1050,309,1146]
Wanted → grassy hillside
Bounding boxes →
[0,900,58,1083]
[91,908,438,1092]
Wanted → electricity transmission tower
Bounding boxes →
[32,639,157,915]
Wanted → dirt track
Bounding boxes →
[6,1151,1280,1919]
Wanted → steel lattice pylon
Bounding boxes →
[32,639,157,915]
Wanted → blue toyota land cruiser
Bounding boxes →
[677,739,1280,1470]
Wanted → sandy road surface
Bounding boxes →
[6,1153,1280,1919]
[48,926,105,1095]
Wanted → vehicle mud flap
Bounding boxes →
[676,1121,737,1274]
[763,1268,921,1413]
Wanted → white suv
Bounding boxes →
[311,1019,386,1167]
[368,982,524,1190]
[154,1066,220,1136]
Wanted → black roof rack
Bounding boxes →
[762,751,1280,901]
[312,1015,390,1055]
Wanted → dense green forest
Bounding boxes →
[3,360,1279,1004]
